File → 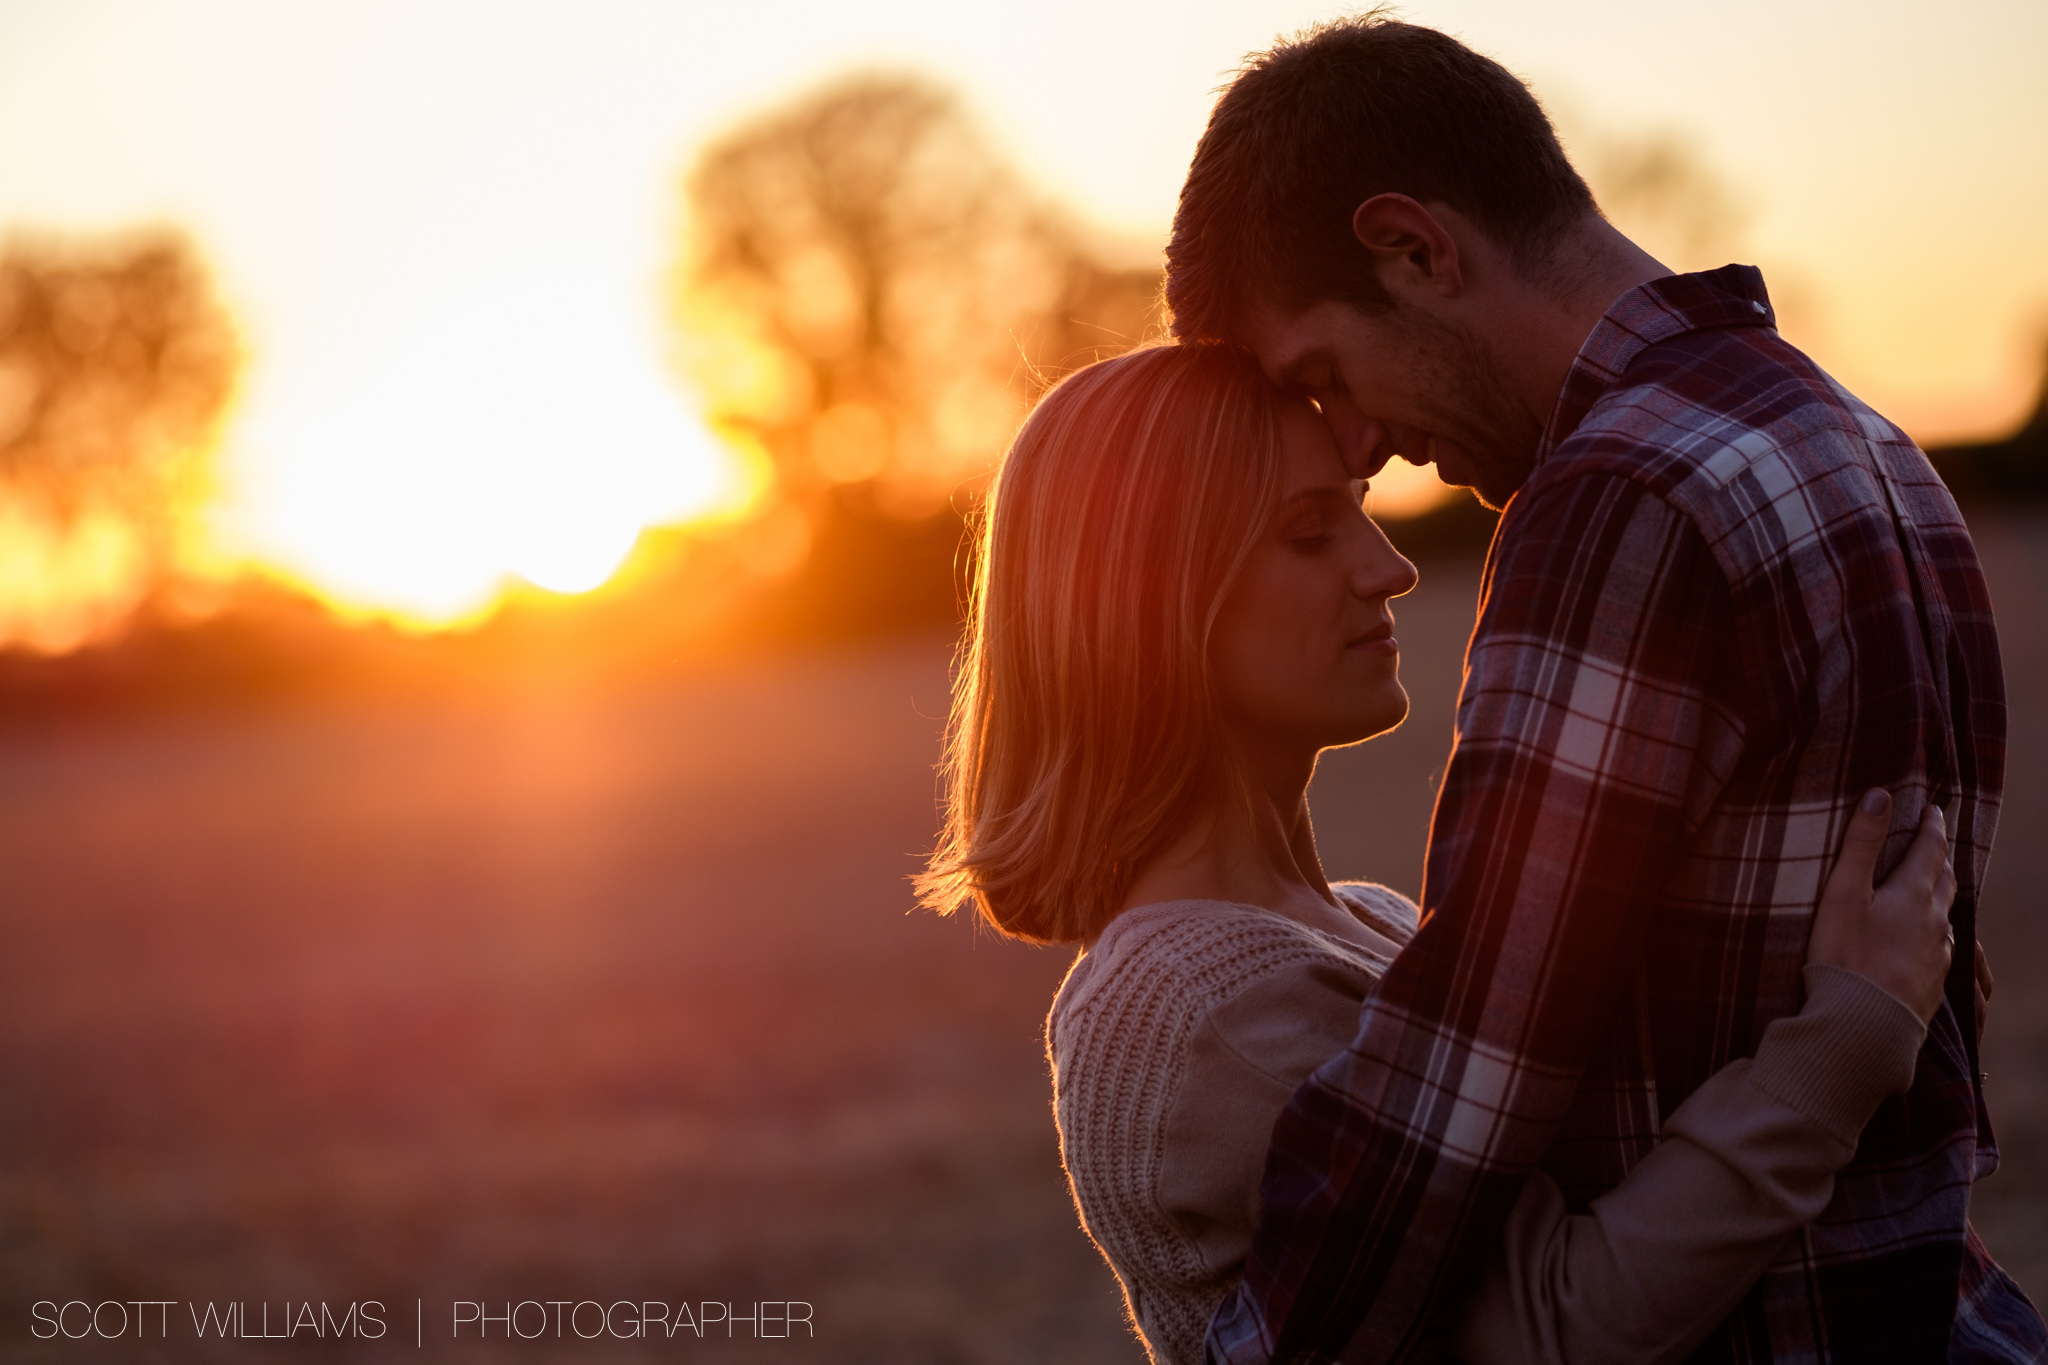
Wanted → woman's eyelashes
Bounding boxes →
[1280,507,1333,552]
[1282,484,1381,550]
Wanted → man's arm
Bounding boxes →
[1207,470,1743,1363]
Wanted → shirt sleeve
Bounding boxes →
[1207,471,1745,1364]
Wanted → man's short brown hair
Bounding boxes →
[1166,13,1595,343]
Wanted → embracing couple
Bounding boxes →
[919,15,2044,1365]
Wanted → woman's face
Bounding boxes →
[1211,400,1420,761]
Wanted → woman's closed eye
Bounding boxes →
[1281,509,1333,552]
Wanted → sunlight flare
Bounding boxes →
[226,271,745,628]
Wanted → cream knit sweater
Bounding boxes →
[1047,884,1926,1365]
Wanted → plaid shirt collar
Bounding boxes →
[1537,264,1780,466]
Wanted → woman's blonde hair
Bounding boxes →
[918,343,1286,943]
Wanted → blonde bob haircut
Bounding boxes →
[919,343,1287,944]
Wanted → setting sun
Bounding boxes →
[221,268,743,628]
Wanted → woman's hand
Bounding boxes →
[1805,789,1956,1023]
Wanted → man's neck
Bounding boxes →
[1478,215,1672,442]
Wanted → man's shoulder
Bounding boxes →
[1527,326,1943,581]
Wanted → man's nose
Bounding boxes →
[1323,401,1393,480]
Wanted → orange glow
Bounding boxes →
[1366,459,1458,521]
[0,503,150,652]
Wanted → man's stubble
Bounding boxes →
[1395,308,1542,511]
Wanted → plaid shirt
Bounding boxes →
[1207,267,2046,1364]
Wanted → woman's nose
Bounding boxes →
[1353,519,1418,600]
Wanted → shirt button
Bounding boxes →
[1752,301,1769,314]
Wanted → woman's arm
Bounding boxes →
[1136,799,1946,1365]
[1451,963,1922,1365]
[1451,792,1955,1365]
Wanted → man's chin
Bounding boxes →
[1469,474,1524,512]
[1435,447,1533,513]
[1431,458,1505,513]
[1432,450,1476,490]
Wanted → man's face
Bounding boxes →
[1242,297,1541,511]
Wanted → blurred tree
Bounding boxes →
[0,231,238,651]
[1552,107,1748,275]
[670,75,1162,628]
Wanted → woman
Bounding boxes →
[918,343,1956,1365]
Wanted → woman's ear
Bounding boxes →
[1350,193,1464,301]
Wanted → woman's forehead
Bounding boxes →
[1275,400,1349,491]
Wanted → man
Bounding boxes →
[1164,16,2044,1364]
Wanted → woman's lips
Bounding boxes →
[1347,628,1398,655]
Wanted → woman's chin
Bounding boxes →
[1321,694,1410,750]
[1368,689,1412,738]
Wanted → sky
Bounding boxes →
[0,0,2042,625]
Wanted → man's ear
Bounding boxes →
[1350,194,1463,300]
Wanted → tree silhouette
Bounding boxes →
[673,74,1162,535]
[0,231,238,650]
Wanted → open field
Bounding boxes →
[3,513,2045,1362]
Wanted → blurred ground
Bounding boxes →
[2,514,2044,1362]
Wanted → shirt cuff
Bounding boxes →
[1739,963,1927,1147]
